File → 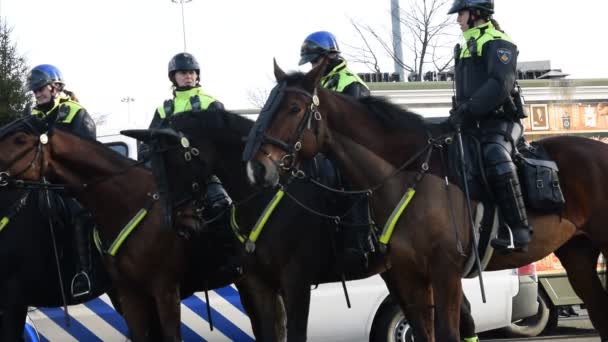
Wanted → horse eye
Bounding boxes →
[289,104,301,114]
[13,134,27,145]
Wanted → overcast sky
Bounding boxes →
[4,0,608,134]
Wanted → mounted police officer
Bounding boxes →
[27,64,97,297]
[448,0,531,252]
[299,31,370,98]
[138,52,232,220]
[300,31,375,271]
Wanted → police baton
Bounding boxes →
[454,123,487,303]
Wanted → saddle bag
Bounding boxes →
[517,156,565,213]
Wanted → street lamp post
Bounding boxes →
[121,96,135,125]
[171,0,192,51]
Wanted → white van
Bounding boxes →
[25,272,519,342]
[22,134,523,341]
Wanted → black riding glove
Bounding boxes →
[449,103,469,127]
[137,141,151,162]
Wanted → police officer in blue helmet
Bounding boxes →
[27,64,96,139]
[27,64,97,298]
[299,31,370,99]
[448,0,532,252]
[300,32,375,272]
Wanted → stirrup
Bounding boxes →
[71,271,92,298]
[491,226,529,253]
[491,226,516,251]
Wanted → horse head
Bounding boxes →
[244,59,331,188]
[122,110,248,228]
[125,122,211,196]
[0,115,55,185]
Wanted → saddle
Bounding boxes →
[445,131,565,277]
[447,132,565,214]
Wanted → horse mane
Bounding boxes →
[167,109,254,144]
[281,70,427,133]
[358,96,427,133]
[281,71,307,86]
[54,126,138,168]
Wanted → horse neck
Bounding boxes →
[213,139,257,202]
[320,97,426,183]
[322,95,427,167]
[49,130,155,227]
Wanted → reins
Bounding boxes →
[0,132,148,192]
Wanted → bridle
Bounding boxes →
[0,130,146,191]
[0,133,45,187]
[260,86,322,172]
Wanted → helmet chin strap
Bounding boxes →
[467,9,478,29]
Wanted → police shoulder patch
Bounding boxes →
[497,48,513,64]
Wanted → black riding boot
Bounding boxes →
[204,175,232,221]
[71,211,92,298]
[342,199,375,274]
[490,172,532,252]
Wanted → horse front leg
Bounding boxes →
[459,294,477,341]
[556,235,608,340]
[0,276,27,342]
[118,287,156,342]
[153,283,181,342]
[431,267,463,342]
[382,268,435,341]
[280,274,311,342]
[235,275,283,342]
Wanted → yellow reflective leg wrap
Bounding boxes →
[0,216,9,233]
[379,188,416,244]
[463,336,479,342]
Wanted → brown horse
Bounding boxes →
[0,116,238,341]
[244,60,608,341]
[123,110,399,342]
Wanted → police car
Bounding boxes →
[21,134,527,341]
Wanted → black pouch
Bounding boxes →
[518,157,565,213]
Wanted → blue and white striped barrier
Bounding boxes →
[26,285,255,341]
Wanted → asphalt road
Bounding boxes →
[481,307,599,342]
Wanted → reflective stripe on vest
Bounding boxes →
[320,62,369,93]
[157,88,217,119]
[32,99,82,124]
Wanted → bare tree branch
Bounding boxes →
[344,19,381,73]
[246,88,270,109]
[92,113,110,126]
[347,0,457,82]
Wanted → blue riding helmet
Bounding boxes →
[298,31,341,66]
[448,0,494,14]
[27,64,64,91]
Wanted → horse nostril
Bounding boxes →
[246,160,266,185]
[252,161,266,182]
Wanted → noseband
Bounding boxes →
[261,87,322,171]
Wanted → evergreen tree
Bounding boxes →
[0,18,31,126]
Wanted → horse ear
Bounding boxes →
[273,58,287,82]
[305,56,328,89]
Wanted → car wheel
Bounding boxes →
[544,303,559,334]
[370,303,414,342]
[500,290,553,337]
